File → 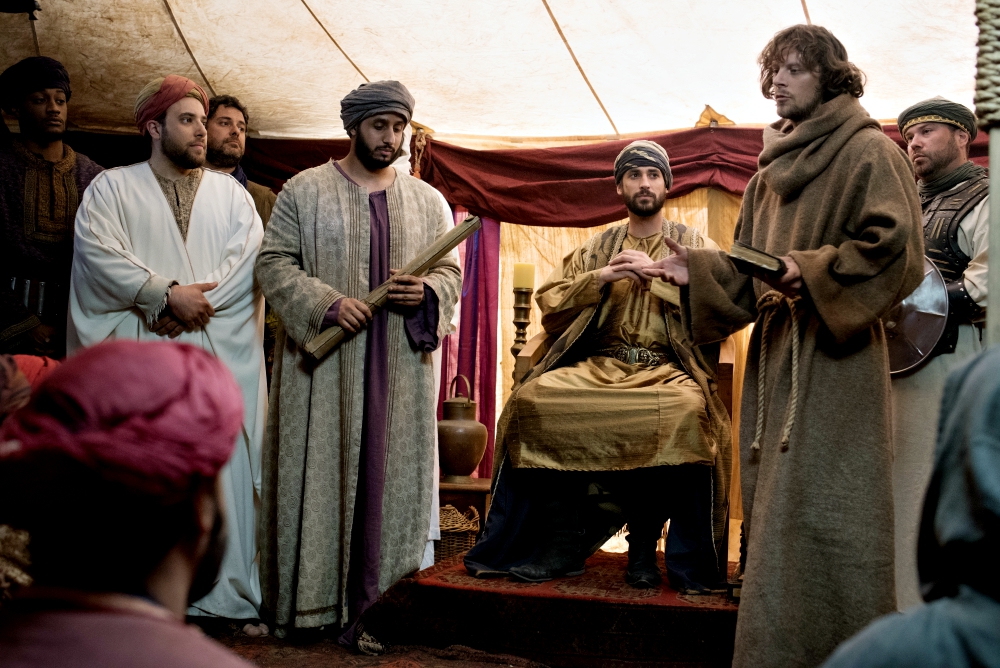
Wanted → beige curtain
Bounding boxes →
[497,187,748,559]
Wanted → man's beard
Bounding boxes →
[914,137,962,181]
[162,124,205,170]
[624,189,666,216]
[355,130,402,172]
[777,92,823,124]
[187,507,227,605]
[207,139,243,169]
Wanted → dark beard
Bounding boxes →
[207,140,243,169]
[162,124,205,170]
[780,94,822,124]
[187,507,227,605]
[624,189,666,216]
[354,130,402,172]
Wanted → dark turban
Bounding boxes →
[898,97,978,141]
[614,140,673,189]
[340,80,414,134]
[134,75,209,136]
[0,340,243,501]
[0,56,71,113]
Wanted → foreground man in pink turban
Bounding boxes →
[67,76,267,628]
[0,340,254,667]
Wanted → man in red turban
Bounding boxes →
[68,75,267,626]
[0,340,254,667]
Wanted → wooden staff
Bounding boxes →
[302,215,482,362]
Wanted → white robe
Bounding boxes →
[68,162,266,620]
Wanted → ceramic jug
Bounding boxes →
[437,375,488,484]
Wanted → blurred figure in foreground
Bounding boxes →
[823,346,1000,668]
[0,340,253,668]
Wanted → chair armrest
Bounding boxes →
[514,332,554,384]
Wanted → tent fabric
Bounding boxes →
[0,1,979,139]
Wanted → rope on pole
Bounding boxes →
[975,1,1000,345]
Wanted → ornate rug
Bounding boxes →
[414,552,737,611]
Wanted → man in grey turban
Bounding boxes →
[465,140,730,596]
[255,80,461,651]
[891,97,989,610]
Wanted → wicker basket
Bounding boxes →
[434,504,480,561]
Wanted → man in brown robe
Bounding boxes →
[466,141,732,593]
[645,25,923,668]
[256,81,461,648]
[205,94,280,385]
[0,57,102,358]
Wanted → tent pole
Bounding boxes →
[989,127,1000,346]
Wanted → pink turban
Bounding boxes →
[134,74,209,136]
[0,340,242,500]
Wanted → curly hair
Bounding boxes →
[208,94,249,126]
[758,25,865,101]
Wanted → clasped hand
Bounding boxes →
[150,281,217,338]
[641,238,803,297]
[599,249,654,289]
[337,270,424,334]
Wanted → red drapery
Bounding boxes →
[415,125,990,228]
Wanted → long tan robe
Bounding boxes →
[684,95,924,668]
[509,231,716,471]
[255,162,461,632]
[495,220,732,560]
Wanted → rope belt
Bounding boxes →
[750,290,802,453]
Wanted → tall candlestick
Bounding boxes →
[511,287,533,376]
[513,263,535,290]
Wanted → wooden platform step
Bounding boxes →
[363,552,738,667]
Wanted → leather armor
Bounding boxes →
[922,172,989,356]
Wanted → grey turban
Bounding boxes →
[340,80,415,133]
[898,96,978,140]
[613,140,673,189]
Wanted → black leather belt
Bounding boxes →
[602,345,670,368]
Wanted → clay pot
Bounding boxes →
[438,375,488,484]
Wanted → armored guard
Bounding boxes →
[892,98,988,610]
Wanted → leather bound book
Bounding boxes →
[728,241,787,281]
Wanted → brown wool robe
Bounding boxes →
[683,95,924,668]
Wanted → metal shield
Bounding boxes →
[882,257,948,375]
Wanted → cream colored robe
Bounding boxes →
[255,162,461,632]
[68,163,267,620]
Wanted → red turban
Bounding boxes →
[13,355,59,389]
[0,340,243,500]
[134,74,209,136]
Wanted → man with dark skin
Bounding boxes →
[0,57,102,358]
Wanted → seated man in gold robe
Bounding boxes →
[465,142,731,591]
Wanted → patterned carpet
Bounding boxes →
[413,552,737,611]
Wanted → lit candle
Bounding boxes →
[513,263,535,290]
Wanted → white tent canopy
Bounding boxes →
[0,0,979,141]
